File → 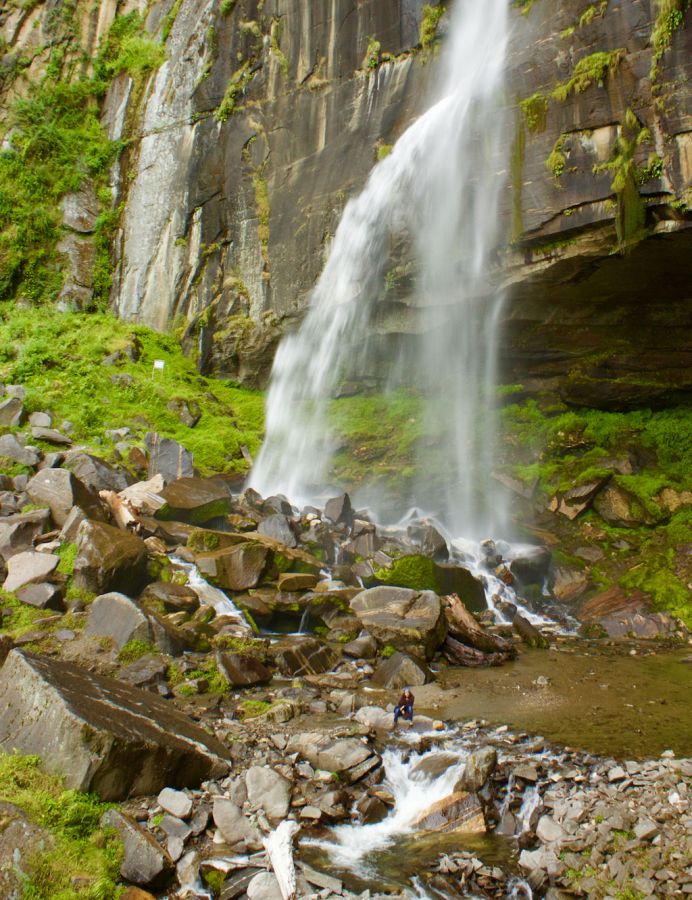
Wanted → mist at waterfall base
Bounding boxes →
[249,0,511,541]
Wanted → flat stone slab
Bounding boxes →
[0,650,231,800]
[3,550,59,593]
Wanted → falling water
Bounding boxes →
[250,0,510,537]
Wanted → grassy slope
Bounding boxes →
[0,306,264,474]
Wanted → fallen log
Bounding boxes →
[443,635,511,667]
[264,820,299,900]
[443,593,516,657]
[513,613,549,649]
[99,490,138,531]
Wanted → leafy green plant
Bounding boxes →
[117,639,157,664]
[419,4,445,48]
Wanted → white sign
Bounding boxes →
[153,359,165,371]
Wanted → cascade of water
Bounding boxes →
[173,557,250,625]
[249,0,509,537]
[516,784,542,834]
[507,878,534,900]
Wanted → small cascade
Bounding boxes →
[297,607,311,634]
[507,878,534,899]
[172,557,251,626]
[498,773,516,821]
[515,784,541,834]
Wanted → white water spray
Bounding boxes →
[250,0,510,537]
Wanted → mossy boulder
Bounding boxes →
[593,476,669,527]
[196,542,269,591]
[73,520,149,596]
[155,477,233,525]
[369,554,486,613]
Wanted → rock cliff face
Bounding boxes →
[1,0,690,402]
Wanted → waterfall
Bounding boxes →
[249,0,510,538]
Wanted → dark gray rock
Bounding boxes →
[0,433,40,467]
[324,493,353,529]
[101,809,174,887]
[0,508,51,562]
[271,635,338,677]
[30,427,72,446]
[371,651,432,690]
[26,468,104,527]
[65,452,132,493]
[0,650,230,799]
[85,592,151,649]
[16,582,65,612]
[455,746,497,792]
[0,802,52,899]
[257,513,297,548]
[3,550,59,593]
[145,433,194,483]
[0,397,25,427]
[216,650,273,686]
[73,520,149,596]
[140,581,200,614]
[156,477,232,525]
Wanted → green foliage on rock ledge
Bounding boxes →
[0,306,264,474]
[0,753,123,899]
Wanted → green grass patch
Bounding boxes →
[0,306,265,474]
[419,4,445,48]
[238,698,273,719]
[0,753,123,899]
[116,639,157,664]
[0,589,46,638]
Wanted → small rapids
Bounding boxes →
[303,725,548,894]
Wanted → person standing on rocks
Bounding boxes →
[393,688,414,727]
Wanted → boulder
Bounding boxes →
[578,586,679,639]
[409,752,461,780]
[29,411,52,428]
[0,396,25,426]
[371,651,432,689]
[140,581,200,614]
[16,582,65,612]
[552,567,589,603]
[101,809,174,888]
[350,586,447,660]
[0,508,51,562]
[0,432,40,466]
[158,788,193,820]
[548,479,609,520]
[257,513,297,548]
[26,468,104,527]
[212,798,263,851]
[411,791,485,833]
[156,477,232,525]
[0,650,230,799]
[342,632,378,659]
[216,650,273,686]
[73,520,149,595]
[166,398,201,428]
[594,480,666,527]
[246,872,284,900]
[145,433,194,483]
[245,766,291,820]
[454,746,497,792]
[286,732,374,777]
[196,542,269,591]
[408,522,448,560]
[271,636,338,677]
[65,452,132,493]
[510,547,552,585]
[84,592,151,649]
[3,550,59,593]
[0,802,52,898]
[30,427,72,446]
[324,493,353,528]
[277,572,318,591]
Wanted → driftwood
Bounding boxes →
[443,635,511,667]
[513,613,550,648]
[443,593,516,657]
[264,820,300,900]
[99,490,139,531]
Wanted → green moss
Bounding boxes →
[117,639,157,664]
[215,62,254,121]
[650,0,690,88]
[161,0,183,42]
[373,554,438,592]
[519,92,548,133]
[511,115,526,241]
[238,699,273,719]
[212,635,267,658]
[0,589,46,638]
[203,869,226,894]
[382,644,397,658]
[551,49,624,103]
[270,19,290,78]
[621,553,690,626]
[220,0,237,14]
[419,4,445,48]
[579,1,609,27]
[188,530,222,552]
[511,0,537,14]
[0,753,122,899]
[377,144,393,161]
[56,542,78,576]
[0,306,264,475]
[364,37,381,70]
[547,134,568,179]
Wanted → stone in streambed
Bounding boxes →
[324,492,353,528]
[513,614,549,648]
[412,791,485,834]
[350,586,447,660]
[245,766,291,820]
[271,635,338,677]
[212,798,263,851]
[277,572,318,591]
[257,513,297,547]
[140,581,200,614]
[196,542,269,591]
[155,477,232,525]
[73,520,149,595]
[216,650,273,687]
[371,651,432,690]
[455,746,497,792]
[101,809,174,888]
[0,650,230,799]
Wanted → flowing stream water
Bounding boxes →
[249,0,510,540]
